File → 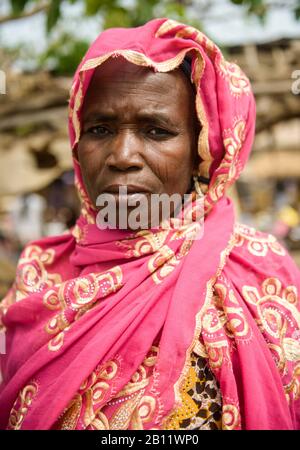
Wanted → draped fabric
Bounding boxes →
[0,18,300,430]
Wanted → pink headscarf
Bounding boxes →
[0,18,299,430]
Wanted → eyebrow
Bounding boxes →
[82,111,178,128]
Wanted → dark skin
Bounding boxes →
[76,58,200,229]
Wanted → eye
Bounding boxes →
[146,127,173,139]
[87,125,112,136]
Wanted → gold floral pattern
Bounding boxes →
[242,277,300,401]
[8,381,38,430]
[44,266,123,352]
[74,176,96,227]
[155,19,217,58]
[234,223,286,257]
[214,278,253,342]
[116,227,197,285]
[207,119,246,205]
[14,245,62,302]
[148,239,194,285]
[56,344,224,431]
[148,245,179,284]
[222,402,240,430]
[285,363,300,401]
[116,230,169,258]
[164,234,238,429]
[198,277,254,376]
[0,286,17,328]
[217,58,251,96]
[56,358,120,430]
[56,346,159,430]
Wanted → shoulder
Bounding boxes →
[14,231,74,285]
[227,225,300,423]
[0,231,75,321]
[232,222,286,258]
[228,222,300,289]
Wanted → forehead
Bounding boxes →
[82,57,194,115]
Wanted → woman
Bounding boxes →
[0,18,299,430]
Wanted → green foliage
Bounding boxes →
[4,0,300,75]
[231,0,266,18]
[295,0,300,19]
[85,0,119,16]
[10,0,29,15]
[83,0,192,29]
[46,0,62,33]
[38,32,90,75]
[6,0,300,28]
[230,0,299,22]
[39,0,201,73]
[102,7,132,29]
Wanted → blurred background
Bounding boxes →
[0,0,300,298]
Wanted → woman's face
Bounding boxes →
[77,58,199,228]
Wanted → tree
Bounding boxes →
[1,0,300,28]
[1,0,193,29]
[1,0,299,74]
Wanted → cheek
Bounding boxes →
[78,140,103,171]
[77,141,105,193]
[148,136,194,193]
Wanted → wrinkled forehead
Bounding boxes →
[88,55,192,78]
[80,57,197,125]
[82,56,194,103]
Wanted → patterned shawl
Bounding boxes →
[0,18,300,430]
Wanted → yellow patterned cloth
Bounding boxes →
[55,345,222,431]
[1,17,300,430]
[165,353,222,430]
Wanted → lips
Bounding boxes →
[100,184,151,205]
[103,184,151,194]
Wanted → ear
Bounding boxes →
[73,145,79,162]
[192,166,199,178]
[191,153,201,177]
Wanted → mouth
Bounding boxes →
[104,184,151,193]
[100,184,151,205]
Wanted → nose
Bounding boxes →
[106,129,144,172]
